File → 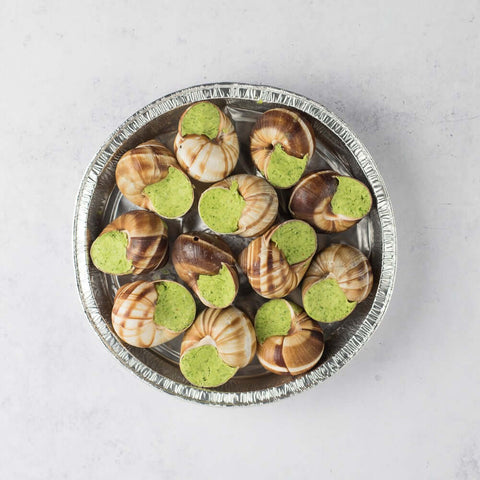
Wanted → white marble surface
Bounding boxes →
[1,0,479,478]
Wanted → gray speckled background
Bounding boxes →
[1,0,479,478]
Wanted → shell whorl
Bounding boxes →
[201,174,278,237]
[180,307,256,368]
[103,211,168,274]
[174,102,239,183]
[289,170,370,232]
[111,281,180,348]
[238,221,316,299]
[171,232,238,308]
[256,302,324,376]
[115,140,179,211]
[250,108,315,177]
[302,244,373,302]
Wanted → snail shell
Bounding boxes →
[256,301,324,376]
[115,139,193,218]
[181,307,256,369]
[174,102,239,183]
[199,174,278,237]
[238,220,317,299]
[289,170,372,232]
[171,232,239,308]
[112,280,190,348]
[250,108,315,188]
[302,243,373,304]
[94,210,168,274]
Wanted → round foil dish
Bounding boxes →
[73,83,397,405]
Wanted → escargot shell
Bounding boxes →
[250,108,315,187]
[238,220,317,299]
[256,301,324,376]
[115,139,192,218]
[99,210,168,274]
[199,174,278,237]
[174,102,239,183]
[302,244,373,303]
[171,232,239,308]
[181,307,256,369]
[112,281,185,348]
[289,170,372,232]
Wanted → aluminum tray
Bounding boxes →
[73,83,397,406]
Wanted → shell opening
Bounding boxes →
[143,167,194,218]
[254,299,292,344]
[90,230,133,275]
[153,281,196,332]
[180,102,220,140]
[303,278,357,323]
[270,221,317,265]
[198,181,246,233]
[266,144,309,188]
[196,264,237,308]
[179,344,237,388]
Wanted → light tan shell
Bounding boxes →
[250,108,315,187]
[115,140,193,218]
[256,301,324,376]
[174,102,239,183]
[94,210,168,275]
[180,307,256,368]
[112,280,192,348]
[199,174,278,237]
[302,244,373,303]
[171,232,239,308]
[289,170,372,232]
[238,220,317,299]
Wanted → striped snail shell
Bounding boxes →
[302,244,373,303]
[93,210,168,275]
[289,170,372,232]
[174,101,239,183]
[199,174,278,237]
[180,307,256,369]
[171,232,239,308]
[112,280,192,348]
[256,300,324,376]
[238,220,317,299]
[115,140,193,218]
[250,108,315,188]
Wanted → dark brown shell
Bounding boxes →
[256,301,324,376]
[115,140,193,218]
[171,232,239,308]
[238,220,317,298]
[100,210,168,274]
[289,170,372,233]
[250,108,315,187]
[302,244,373,304]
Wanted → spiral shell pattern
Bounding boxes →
[112,281,181,348]
[302,244,373,303]
[102,210,168,274]
[257,302,324,376]
[115,140,181,211]
[181,307,256,368]
[289,170,372,233]
[171,232,238,308]
[174,102,239,183]
[238,221,317,299]
[250,108,315,181]
[200,174,278,237]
